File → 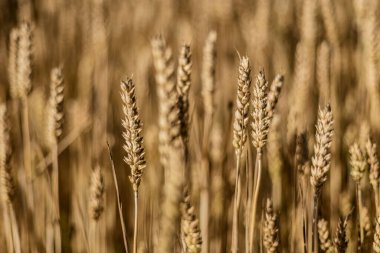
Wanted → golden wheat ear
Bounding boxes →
[263,198,280,253]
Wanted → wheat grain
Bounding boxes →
[263,198,279,253]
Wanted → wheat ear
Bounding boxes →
[177,44,192,145]
[8,28,20,99]
[263,198,280,253]
[334,216,349,253]
[181,188,202,253]
[310,104,333,253]
[366,137,380,212]
[47,67,64,253]
[231,56,251,253]
[121,77,146,253]
[0,104,21,253]
[249,70,269,251]
[317,219,334,253]
[374,216,380,253]
[89,165,105,253]
[349,142,367,245]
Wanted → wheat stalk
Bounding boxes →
[249,70,270,251]
[334,216,349,253]
[349,142,367,245]
[0,104,21,253]
[231,56,252,253]
[120,77,146,253]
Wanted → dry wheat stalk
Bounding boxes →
[317,219,334,253]
[181,188,202,253]
[47,67,65,253]
[8,28,20,99]
[249,70,270,251]
[366,137,380,211]
[120,77,146,253]
[310,104,333,253]
[177,44,192,144]
[0,104,20,253]
[349,142,367,245]
[263,198,279,253]
[231,56,252,253]
[374,216,380,253]
[201,31,217,122]
[334,216,348,253]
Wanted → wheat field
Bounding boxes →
[1,0,380,252]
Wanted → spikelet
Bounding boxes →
[251,70,270,150]
[0,105,15,203]
[120,78,146,192]
[46,67,64,147]
[233,56,252,157]
[151,36,181,168]
[8,28,19,99]
[181,188,202,253]
[296,131,309,176]
[349,142,367,183]
[310,104,333,192]
[266,74,284,122]
[334,216,348,253]
[177,44,192,144]
[89,166,105,221]
[263,198,279,253]
[17,21,32,97]
[318,219,334,252]
[366,137,379,191]
[374,216,380,252]
[201,31,217,119]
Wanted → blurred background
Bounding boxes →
[0,0,380,252]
